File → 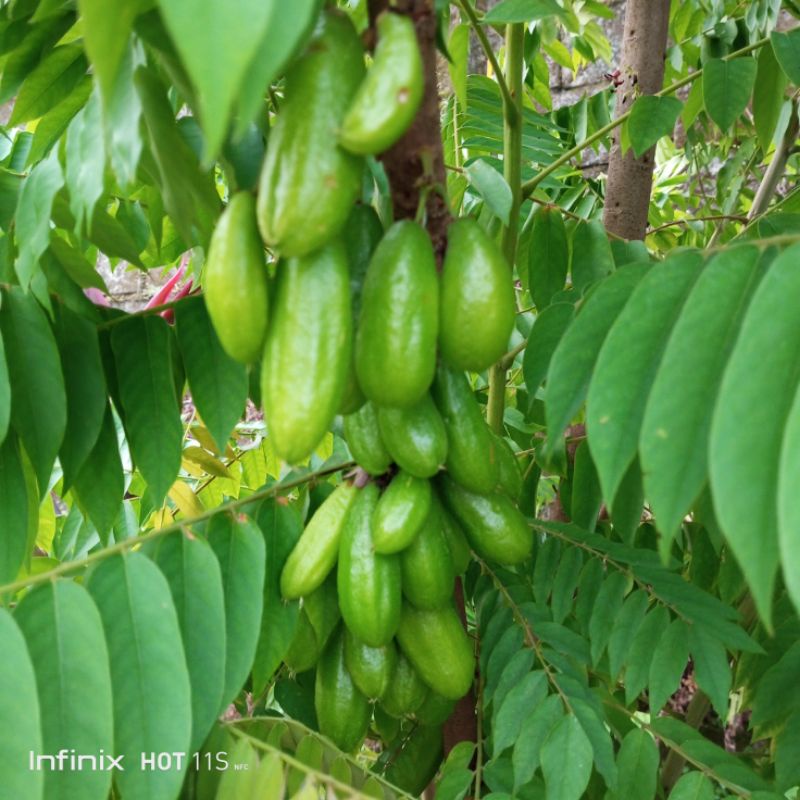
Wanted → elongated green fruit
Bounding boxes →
[381,653,428,718]
[414,691,456,726]
[384,724,443,796]
[432,366,497,493]
[343,628,397,701]
[377,394,447,478]
[439,218,515,372]
[203,192,268,364]
[340,205,384,414]
[396,603,474,700]
[280,482,358,598]
[400,505,454,609]
[343,401,392,476]
[257,10,365,256]
[373,471,432,554]
[438,476,532,565]
[494,434,523,499]
[438,498,472,575]
[262,240,351,464]
[285,573,340,672]
[355,221,438,407]
[339,12,424,155]
[315,628,371,753]
[338,483,401,646]
[284,611,318,673]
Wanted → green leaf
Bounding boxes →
[640,246,761,549]
[494,671,548,755]
[570,219,614,294]
[522,302,574,403]
[208,514,266,711]
[9,43,86,125]
[648,618,688,712]
[104,41,143,189]
[688,624,730,718]
[624,606,670,705]
[72,404,124,542]
[78,0,146,102]
[135,67,219,247]
[703,58,757,132]
[754,44,788,152]
[775,712,800,791]
[483,0,565,24]
[550,547,583,624]
[0,286,67,491]
[669,772,714,800]
[771,28,800,85]
[174,297,248,453]
[780,386,800,615]
[587,252,702,503]
[65,90,105,235]
[251,499,302,697]
[752,641,800,727]
[149,533,226,752]
[0,434,29,585]
[570,440,602,531]
[610,458,644,545]
[614,728,659,800]
[14,581,113,800]
[607,589,648,680]
[627,95,682,157]
[490,649,535,709]
[0,609,42,799]
[27,77,92,167]
[540,714,593,800]
[54,304,107,489]
[512,694,562,791]
[529,206,568,309]
[111,315,182,505]
[545,263,651,454]
[15,148,64,288]
[465,159,512,224]
[448,24,469,111]
[709,244,800,627]
[49,235,108,292]
[0,330,9,445]
[588,571,628,665]
[86,552,191,800]
[157,0,275,161]
[571,697,616,789]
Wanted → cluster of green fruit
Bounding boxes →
[200,6,534,756]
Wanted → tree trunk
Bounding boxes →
[602,0,671,240]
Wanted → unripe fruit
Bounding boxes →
[203,192,268,364]
[493,433,523,499]
[380,653,427,718]
[373,471,432,554]
[339,12,424,155]
[439,218,515,372]
[399,504,455,609]
[377,394,448,478]
[257,10,365,256]
[284,573,340,673]
[343,401,392,476]
[343,628,397,701]
[261,240,351,464]
[355,221,438,408]
[338,483,401,647]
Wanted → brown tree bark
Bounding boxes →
[602,0,671,240]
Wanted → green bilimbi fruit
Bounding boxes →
[285,573,340,673]
[439,217,515,372]
[281,482,358,599]
[343,628,397,701]
[396,603,474,700]
[338,483,401,647]
[432,366,497,493]
[373,471,432,554]
[203,192,268,364]
[384,724,443,796]
[414,691,456,726]
[343,401,392,476]
[372,704,400,742]
[381,653,427,718]
[437,497,472,575]
[400,504,454,609]
[339,12,424,155]
[257,10,365,257]
[261,240,351,464]
[493,434,523,499]
[340,205,384,414]
[315,627,371,753]
[355,221,438,408]
[377,394,447,478]
[438,475,532,566]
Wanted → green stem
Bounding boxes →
[0,460,353,597]
[487,22,524,436]
[520,35,774,199]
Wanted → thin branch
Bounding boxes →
[647,214,748,235]
[0,460,353,597]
